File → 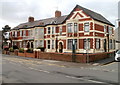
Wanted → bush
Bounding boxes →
[19,48,24,53]
[9,47,14,52]
[26,48,33,53]
[36,47,45,52]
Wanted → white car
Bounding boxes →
[115,50,120,62]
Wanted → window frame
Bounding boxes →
[47,40,51,49]
[96,39,101,49]
[67,23,73,33]
[48,27,51,34]
[84,22,90,32]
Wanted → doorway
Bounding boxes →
[59,42,63,53]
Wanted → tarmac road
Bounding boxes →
[1,54,119,85]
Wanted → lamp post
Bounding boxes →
[86,39,89,63]
[55,34,58,52]
[72,39,76,62]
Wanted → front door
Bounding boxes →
[59,42,63,53]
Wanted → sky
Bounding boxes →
[0,0,119,30]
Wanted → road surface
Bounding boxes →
[1,53,119,84]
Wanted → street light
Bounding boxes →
[72,39,76,62]
[86,39,89,63]
[55,33,58,52]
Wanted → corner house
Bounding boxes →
[10,5,115,53]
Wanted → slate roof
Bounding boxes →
[13,15,68,30]
[12,5,114,30]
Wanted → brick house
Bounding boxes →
[10,5,115,53]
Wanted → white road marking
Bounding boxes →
[28,67,50,73]
[66,76,106,84]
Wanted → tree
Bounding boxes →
[2,25,11,49]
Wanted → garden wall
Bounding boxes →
[3,50,115,63]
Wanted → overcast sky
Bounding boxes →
[0,0,119,30]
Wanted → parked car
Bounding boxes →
[115,50,120,62]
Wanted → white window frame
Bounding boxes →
[84,39,90,50]
[74,23,78,33]
[67,23,73,33]
[59,26,62,35]
[84,22,90,32]
[47,40,51,49]
[96,39,100,49]
[52,40,55,49]
[23,30,26,37]
[52,27,55,34]
[48,27,51,34]
[104,25,107,33]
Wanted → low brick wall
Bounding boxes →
[18,52,25,57]
[88,52,114,62]
[37,52,72,62]
[25,52,35,58]
[6,49,115,63]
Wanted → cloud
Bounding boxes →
[0,0,119,30]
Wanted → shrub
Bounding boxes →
[19,48,24,53]
[9,47,14,52]
[26,48,33,53]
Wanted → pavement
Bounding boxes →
[90,55,115,66]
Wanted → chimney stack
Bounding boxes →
[28,17,34,22]
[55,10,61,17]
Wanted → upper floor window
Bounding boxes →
[48,27,51,34]
[15,31,17,37]
[104,25,107,33]
[109,27,113,34]
[74,23,78,33]
[59,26,62,35]
[20,30,22,37]
[52,27,55,34]
[23,30,26,36]
[84,22,89,32]
[67,23,72,33]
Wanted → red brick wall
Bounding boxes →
[62,40,66,49]
[79,24,83,31]
[56,27,59,33]
[16,50,114,63]
[90,39,93,49]
[62,26,66,32]
[44,40,46,48]
[79,39,84,49]
[95,24,104,32]
[26,30,28,36]
[79,18,92,22]
[44,28,46,34]
[90,22,93,30]
[95,32,104,37]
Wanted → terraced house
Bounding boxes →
[10,5,115,53]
